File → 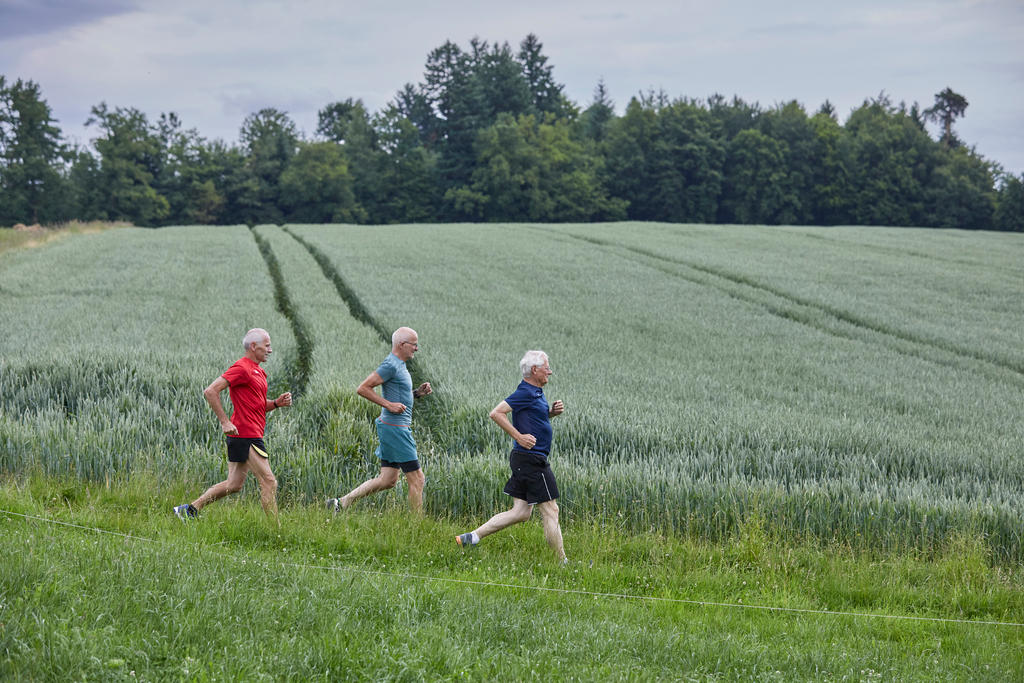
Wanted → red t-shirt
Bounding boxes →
[221,357,269,438]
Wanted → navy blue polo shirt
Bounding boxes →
[506,380,552,457]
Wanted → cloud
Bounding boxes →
[0,0,138,40]
[0,0,1021,174]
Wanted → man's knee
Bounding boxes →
[378,471,399,488]
[225,480,244,495]
[539,500,559,520]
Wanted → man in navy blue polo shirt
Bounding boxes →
[456,349,567,563]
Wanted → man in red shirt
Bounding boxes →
[174,328,291,521]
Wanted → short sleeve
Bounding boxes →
[505,385,529,410]
[376,357,396,383]
[222,361,248,387]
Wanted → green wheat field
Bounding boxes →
[1,222,1023,680]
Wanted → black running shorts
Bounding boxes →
[380,458,421,473]
[226,436,268,463]
[503,450,559,504]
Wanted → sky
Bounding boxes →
[2,0,1023,176]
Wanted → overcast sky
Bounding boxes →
[2,0,1022,176]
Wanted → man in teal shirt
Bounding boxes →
[328,327,432,513]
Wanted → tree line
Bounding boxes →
[2,34,1022,230]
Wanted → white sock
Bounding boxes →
[470,531,480,544]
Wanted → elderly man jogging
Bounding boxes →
[328,327,432,513]
[174,328,291,522]
[456,349,567,563]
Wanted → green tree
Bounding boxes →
[707,94,762,140]
[418,39,479,193]
[925,145,996,229]
[318,98,382,221]
[647,99,724,223]
[408,35,571,216]
[924,87,968,148]
[579,79,615,143]
[201,140,252,225]
[66,145,104,221]
[85,103,169,225]
[517,33,572,118]
[238,108,298,224]
[839,95,938,226]
[279,141,365,223]
[373,105,441,223]
[993,172,1024,231]
[450,113,625,222]
[718,128,791,224]
[755,101,816,224]
[601,97,658,219]
[151,112,214,225]
[808,102,850,224]
[0,77,70,225]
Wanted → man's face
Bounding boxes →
[397,336,419,361]
[251,335,272,364]
[530,360,551,386]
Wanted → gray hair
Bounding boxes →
[243,328,269,350]
[519,350,548,378]
[391,326,416,346]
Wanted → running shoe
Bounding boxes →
[173,503,197,521]
[455,532,476,548]
[326,498,340,513]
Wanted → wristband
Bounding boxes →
[273,398,280,408]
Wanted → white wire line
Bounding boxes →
[3,507,1023,629]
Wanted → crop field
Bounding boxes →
[1,222,1023,561]
[3,222,1024,678]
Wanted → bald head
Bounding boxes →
[392,327,416,346]
[391,327,419,361]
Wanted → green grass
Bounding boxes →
[2,475,1023,681]
[2,479,1024,679]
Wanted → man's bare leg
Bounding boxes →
[246,447,278,519]
[467,498,533,542]
[192,461,248,511]
[406,468,425,515]
[536,499,566,561]
[340,467,399,508]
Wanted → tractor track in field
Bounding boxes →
[249,226,313,398]
[536,227,1024,387]
[281,227,474,451]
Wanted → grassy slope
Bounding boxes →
[1,477,1023,681]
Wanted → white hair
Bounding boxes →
[519,350,548,378]
[243,328,269,350]
[392,326,416,346]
